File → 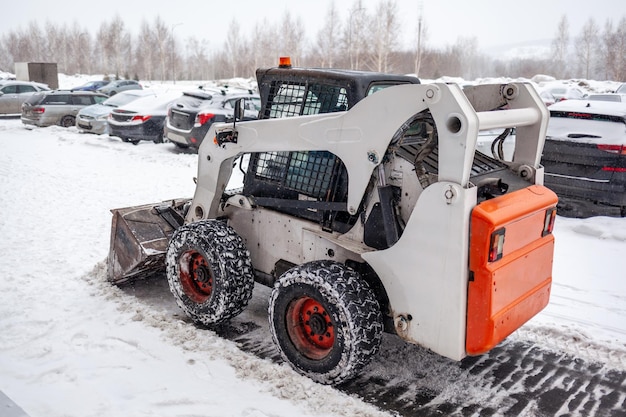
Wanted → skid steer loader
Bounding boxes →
[107,58,557,385]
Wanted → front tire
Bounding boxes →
[166,220,255,326]
[269,260,383,385]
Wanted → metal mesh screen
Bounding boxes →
[265,82,348,118]
[252,151,337,199]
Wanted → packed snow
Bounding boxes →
[0,74,625,417]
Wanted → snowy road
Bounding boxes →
[1,118,625,417]
[122,274,626,417]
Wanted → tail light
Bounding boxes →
[597,144,626,155]
[131,115,151,122]
[195,112,215,126]
[542,207,557,237]
[488,228,505,262]
[33,107,45,114]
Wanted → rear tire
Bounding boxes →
[60,115,75,128]
[269,260,383,385]
[166,220,255,326]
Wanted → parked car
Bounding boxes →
[539,90,556,106]
[71,80,111,92]
[542,99,626,217]
[542,86,587,102]
[21,90,108,127]
[76,89,157,135]
[97,80,142,96]
[587,93,623,102]
[108,91,182,144]
[164,89,260,149]
[0,80,50,115]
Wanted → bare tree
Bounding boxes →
[612,17,626,81]
[249,19,279,71]
[599,19,615,80]
[151,16,171,81]
[224,18,243,78]
[278,11,306,66]
[136,21,156,80]
[575,18,599,79]
[184,36,210,80]
[343,0,367,70]
[67,22,91,74]
[551,15,570,79]
[314,1,342,68]
[367,0,399,73]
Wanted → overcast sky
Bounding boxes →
[2,0,622,51]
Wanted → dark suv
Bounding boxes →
[542,99,626,217]
[21,90,107,127]
[164,89,260,149]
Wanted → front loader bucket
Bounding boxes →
[107,199,190,284]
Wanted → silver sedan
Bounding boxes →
[0,80,50,115]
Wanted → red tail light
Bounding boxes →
[131,115,151,122]
[33,107,45,114]
[195,112,215,126]
[597,144,626,155]
[488,228,505,262]
[542,207,557,237]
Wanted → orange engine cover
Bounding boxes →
[466,185,558,355]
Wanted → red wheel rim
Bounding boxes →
[178,250,213,303]
[286,296,335,360]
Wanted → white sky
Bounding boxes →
[2,0,623,51]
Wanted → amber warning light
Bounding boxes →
[279,57,292,68]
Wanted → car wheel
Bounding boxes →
[269,260,383,385]
[166,220,255,326]
[60,115,75,128]
[153,133,164,144]
[174,142,189,149]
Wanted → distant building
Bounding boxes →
[15,62,59,89]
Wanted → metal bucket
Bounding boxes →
[107,199,190,284]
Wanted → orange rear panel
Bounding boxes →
[466,185,558,355]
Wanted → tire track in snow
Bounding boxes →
[117,274,626,417]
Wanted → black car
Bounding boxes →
[108,91,182,144]
[542,99,626,217]
[164,88,260,149]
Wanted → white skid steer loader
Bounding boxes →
[107,61,557,385]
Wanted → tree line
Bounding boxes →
[1,0,625,83]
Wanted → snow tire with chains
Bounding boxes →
[166,220,254,326]
[269,260,384,385]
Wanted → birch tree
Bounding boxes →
[551,15,570,79]
[575,18,598,79]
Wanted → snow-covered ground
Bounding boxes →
[0,75,625,416]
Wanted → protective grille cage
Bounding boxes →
[252,151,338,199]
[265,82,348,118]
